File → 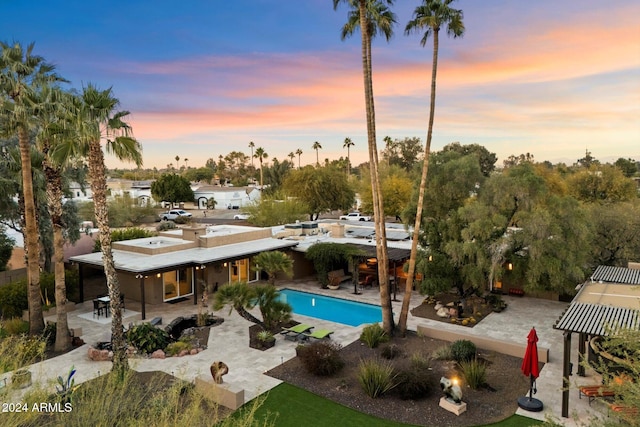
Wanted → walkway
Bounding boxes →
[4,279,607,426]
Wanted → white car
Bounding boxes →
[160,210,193,221]
[339,212,371,221]
[233,213,250,220]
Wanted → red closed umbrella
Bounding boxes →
[518,327,543,411]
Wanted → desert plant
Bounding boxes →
[256,330,275,342]
[126,323,170,354]
[252,250,294,285]
[297,340,344,376]
[410,352,431,371]
[458,358,487,390]
[156,220,177,231]
[431,345,453,360]
[0,317,29,337]
[42,320,57,346]
[360,323,389,348]
[451,339,477,363]
[93,227,155,252]
[0,334,46,373]
[381,343,401,360]
[395,368,431,400]
[165,340,193,356]
[174,215,191,224]
[484,293,507,312]
[55,365,77,403]
[358,358,398,398]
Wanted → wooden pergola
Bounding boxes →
[553,265,640,418]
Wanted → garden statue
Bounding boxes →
[440,376,463,404]
[210,361,229,384]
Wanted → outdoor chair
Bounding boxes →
[120,293,125,312]
[578,385,615,405]
[280,324,314,341]
[301,328,334,341]
[359,275,375,290]
[93,299,105,318]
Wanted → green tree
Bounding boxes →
[283,166,355,220]
[73,84,143,374]
[243,192,308,226]
[1,41,65,335]
[334,0,396,334]
[295,148,303,169]
[262,157,291,195]
[213,281,291,330]
[343,137,354,175]
[359,164,412,219]
[151,173,195,204]
[254,146,268,188]
[401,0,465,335]
[588,202,640,267]
[614,157,638,178]
[312,141,322,166]
[183,167,214,184]
[305,242,364,287]
[252,251,294,285]
[248,141,255,168]
[0,226,13,271]
[442,142,496,177]
[380,137,423,172]
[567,164,637,203]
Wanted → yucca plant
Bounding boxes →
[360,323,389,349]
[358,358,398,398]
[458,358,487,390]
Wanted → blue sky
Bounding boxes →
[3,0,639,169]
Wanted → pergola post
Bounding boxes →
[578,333,587,377]
[78,263,84,302]
[137,274,146,320]
[193,266,198,305]
[562,331,572,418]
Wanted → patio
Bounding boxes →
[5,278,605,426]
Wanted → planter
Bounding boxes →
[327,285,340,290]
[248,324,276,351]
[11,370,32,389]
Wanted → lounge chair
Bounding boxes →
[302,328,334,341]
[578,384,615,405]
[280,324,314,341]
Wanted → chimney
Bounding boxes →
[331,223,345,238]
[182,226,207,244]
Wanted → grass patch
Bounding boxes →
[241,383,540,427]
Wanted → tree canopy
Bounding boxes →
[151,173,194,204]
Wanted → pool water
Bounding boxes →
[278,288,382,327]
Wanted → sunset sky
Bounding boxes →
[3,0,639,169]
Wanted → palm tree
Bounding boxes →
[312,141,322,166]
[343,137,354,175]
[184,158,188,169]
[73,84,143,373]
[248,141,255,168]
[287,151,295,167]
[252,251,294,285]
[399,0,465,335]
[254,146,268,188]
[0,41,65,335]
[333,0,396,334]
[295,148,303,169]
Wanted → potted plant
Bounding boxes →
[11,369,32,389]
[255,330,276,350]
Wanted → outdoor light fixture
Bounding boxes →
[157,273,161,278]
[428,255,433,262]
[200,264,206,270]
[223,262,228,267]
[135,274,144,279]
[508,263,513,271]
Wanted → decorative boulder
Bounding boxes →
[151,349,166,359]
[436,307,449,318]
[210,361,229,384]
[434,303,443,311]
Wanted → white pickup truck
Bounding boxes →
[339,212,371,221]
[160,209,193,221]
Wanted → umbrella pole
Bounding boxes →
[529,375,534,400]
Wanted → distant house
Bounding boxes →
[193,185,261,210]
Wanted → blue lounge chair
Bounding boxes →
[280,324,314,341]
[302,328,334,341]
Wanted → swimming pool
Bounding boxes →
[278,288,382,327]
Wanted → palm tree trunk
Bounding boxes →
[358,0,392,334]
[235,305,264,327]
[88,139,128,373]
[43,158,71,352]
[18,126,44,335]
[399,29,441,336]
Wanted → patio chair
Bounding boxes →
[578,384,615,405]
[301,328,334,341]
[280,324,314,341]
[93,299,105,318]
[120,293,125,312]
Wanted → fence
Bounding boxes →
[0,268,27,287]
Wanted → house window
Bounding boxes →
[162,269,193,301]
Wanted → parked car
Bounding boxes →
[233,213,250,220]
[160,210,193,221]
[339,212,371,221]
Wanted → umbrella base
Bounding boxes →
[517,396,543,412]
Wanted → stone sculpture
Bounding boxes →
[210,361,229,384]
[440,376,463,404]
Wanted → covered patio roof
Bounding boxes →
[346,243,411,263]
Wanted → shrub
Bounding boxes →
[0,279,28,318]
[395,368,431,400]
[431,345,453,361]
[0,317,29,337]
[156,220,177,231]
[174,215,191,224]
[43,321,57,346]
[360,323,389,349]
[451,339,477,362]
[297,341,344,376]
[165,340,192,356]
[126,323,170,354]
[0,334,46,373]
[381,343,401,360]
[357,358,398,398]
[458,358,487,390]
[410,352,431,371]
[256,330,274,342]
[94,227,156,252]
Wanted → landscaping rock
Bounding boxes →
[178,349,189,357]
[434,303,443,310]
[190,349,198,355]
[151,350,166,359]
[436,307,449,318]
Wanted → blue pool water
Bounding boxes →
[278,288,382,327]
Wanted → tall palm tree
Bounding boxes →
[248,141,255,168]
[0,41,65,335]
[184,158,188,169]
[72,84,142,373]
[312,141,322,166]
[287,151,295,167]
[254,146,268,188]
[252,251,293,285]
[399,0,464,335]
[333,0,396,334]
[295,148,303,169]
[343,137,354,175]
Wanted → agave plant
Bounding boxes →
[55,365,76,403]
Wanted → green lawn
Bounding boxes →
[237,383,541,427]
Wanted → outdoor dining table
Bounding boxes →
[97,296,110,317]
